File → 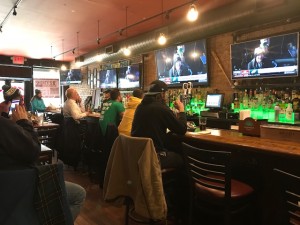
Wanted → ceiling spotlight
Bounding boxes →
[187,4,198,22]
[123,47,131,56]
[61,64,67,71]
[158,33,167,45]
[97,38,101,45]
[0,26,2,33]
[119,29,124,36]
[12,6,17,16]
[72,48,75,54]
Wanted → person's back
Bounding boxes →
[99,88,125,135]
[118,88,143,136]
[131,80,187,154]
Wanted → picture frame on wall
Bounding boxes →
[87,69,91,85]
[90,72,94,89]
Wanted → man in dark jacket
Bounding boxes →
[131,80,187,169]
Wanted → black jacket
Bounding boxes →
[0,117,40,169]
[131,94,187,151]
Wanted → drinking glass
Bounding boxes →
[199,117,207,131]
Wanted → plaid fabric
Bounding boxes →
[33,165,67,225]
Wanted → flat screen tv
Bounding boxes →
[99,68,117,88]
[155,39,208,87]
[205,93,224,110]
[118,64,141,89]
[231,32,299,79]
[60,69,82,85]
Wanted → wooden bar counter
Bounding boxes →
[170,128,300,225]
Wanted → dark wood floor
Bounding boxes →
[63,167,125,225]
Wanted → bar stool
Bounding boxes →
[273,168,300,225]
[182,142,254,225]
[103,134,167,225]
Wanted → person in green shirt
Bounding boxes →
[99,88,125,135]
[31,89,48,112]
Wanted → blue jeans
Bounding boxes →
[65,181,86,221]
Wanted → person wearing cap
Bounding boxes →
[131,80,187,169]
[118,88,144,136]
[0,85,22,118]
[30,89,49,112]
[63,87,90,122]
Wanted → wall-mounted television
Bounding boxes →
[60,69,82,85]
[99,68,117,88]
[118,64,141,89]
[205,93,224,110]
[231,32,299,80]
[155,39,208,87]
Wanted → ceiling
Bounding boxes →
[0,0,236,62]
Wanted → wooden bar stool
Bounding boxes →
[182,142,254,225]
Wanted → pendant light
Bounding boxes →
[187,4,198,22]
[123,6,131,56]
[61,39,67,71]
[157,0,167,45]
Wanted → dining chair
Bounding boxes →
[273,168,300,225]
[182,142,254,225]
[37,127,58,164]
[103,134,167,225]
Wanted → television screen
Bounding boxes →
[60,69,82,85]
[118,64,141,89]
[205,93,224,110]
[155,39,208,87]
[99,69,117,88]
[231,32,299,79]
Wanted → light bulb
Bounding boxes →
[96,54,102,62]
[187,4,198,22]
[61,64,67,71]
[158,33,167,45]
[123,47,131,56]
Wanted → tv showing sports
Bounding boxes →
[118,64,141,89]
[205,93,224,110]
[231,32,299,80]
[155,39,208,87]
[60,69,82,85]
[99,68,117,88]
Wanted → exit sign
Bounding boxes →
[12,56,25,65]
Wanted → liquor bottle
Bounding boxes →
[274,103,280,122]
[242,89,249,109]
[286,103,293,121]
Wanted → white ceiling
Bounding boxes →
[0,0,235,62]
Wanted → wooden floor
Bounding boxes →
[63,167,125,225]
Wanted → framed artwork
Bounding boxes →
[87,70,91,85]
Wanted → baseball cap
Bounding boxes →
[148,80,168,93]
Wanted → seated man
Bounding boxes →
[0,105,86,221]
[118,88,144,136]
[99,88,125,136]
[63,87,89,122]
[131,80,187,169]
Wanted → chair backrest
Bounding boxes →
[103,134,167,221]
[37,127,58,150]
[274,168,300,225]
[0,163,73,225]
[182,142,232,200]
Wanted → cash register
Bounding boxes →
[200,93,224,118]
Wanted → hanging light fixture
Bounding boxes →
[157,0,167,45]
[158,33,167,45]
[12,6,17,16]
[123,6,131,56]
[61,39,67,71]
[187,4,198,22]
[75,31,82,67]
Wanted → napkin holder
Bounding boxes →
[239,117,268,137]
